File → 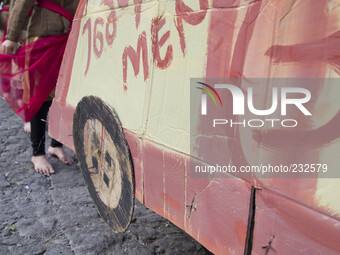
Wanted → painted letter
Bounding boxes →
[122,32,149,90]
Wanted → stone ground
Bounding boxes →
[0,98,212,255]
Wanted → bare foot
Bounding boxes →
[2,92,10,101]
[31,155,55,176]
[17,99,24,108]
[24,122,31,134]
[48,147,73,165]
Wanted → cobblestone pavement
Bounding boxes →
[0,98,212,255]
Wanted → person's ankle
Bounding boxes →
[31,155,55,176]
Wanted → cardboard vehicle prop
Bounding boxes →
[50,0,340,254]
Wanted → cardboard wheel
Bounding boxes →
[73,96,135,232]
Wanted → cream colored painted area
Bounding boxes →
[66,1,159,134]
[315,178,340,218]
[83,0,156,15]
[145,1,210,154]
[66,0,209,153]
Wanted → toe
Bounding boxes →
[65,155,73,165]
[42,168,49,176]
[49,167,55,175]
[61,157,67,164]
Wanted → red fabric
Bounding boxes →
[0,0,73,122]
[0,34,69,122]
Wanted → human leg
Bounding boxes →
[30,101,54,176]
[48,138,73,165]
